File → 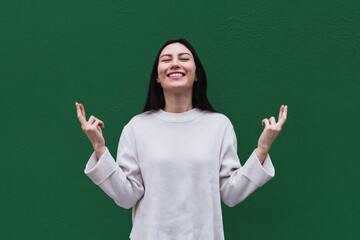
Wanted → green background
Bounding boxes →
[1,0,359,239]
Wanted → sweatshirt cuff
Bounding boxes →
[242,149,275,187]
[84,147,118,185]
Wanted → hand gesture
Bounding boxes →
[75,102,106,152]
[257,105,288,153]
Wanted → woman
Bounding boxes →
[75,38,287,240]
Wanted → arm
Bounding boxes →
[220,105,288,207]
[76,102,144,209]
[220,121,275,207]
[84,123,144,209]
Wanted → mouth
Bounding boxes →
[167,72,185,79]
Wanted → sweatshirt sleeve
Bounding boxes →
[84,123,144,209]
[219,120,275,207]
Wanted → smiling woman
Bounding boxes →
[157,43,197,97]
[143,38,215,114]
[76,38,287,240]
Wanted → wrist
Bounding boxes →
[255,148,268,165]
[93,142,105,151]
[94,144,106,153]
[257,145,269,154]
[94,146,106,160]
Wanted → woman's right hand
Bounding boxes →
[75,102,106,155]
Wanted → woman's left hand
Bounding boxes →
[257,105,288,154]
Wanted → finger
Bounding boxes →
[88,115,97,124]
[76,103,86,124]
[92,119,104,130]
[96,119,105,128]
[84,116,97,131]
[277,105,288,127]
[262,118,270,127]
[92,119,101,127]
[88,116,104,127]
[79,103,86,120]
[278,105,284,120]
[269,116,276,126]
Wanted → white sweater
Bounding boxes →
[84,107,275,240]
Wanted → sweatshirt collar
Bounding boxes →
[154,107,203,123]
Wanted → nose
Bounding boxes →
[170,59,180,69]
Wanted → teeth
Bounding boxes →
[169,73,184,77]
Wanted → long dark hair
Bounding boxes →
[142,38,216,113]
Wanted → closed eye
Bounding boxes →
[161,58,189,62]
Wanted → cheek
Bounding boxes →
[185,62,196,73]
[187,66,196,77]
[157,65,167,77]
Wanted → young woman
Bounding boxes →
[75,38,287,240]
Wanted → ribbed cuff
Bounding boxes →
[84,147,118,185]
[242,149,275,187]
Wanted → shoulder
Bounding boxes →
[201,110,234,127]
[122,111,156,130]
[130,111,154,123]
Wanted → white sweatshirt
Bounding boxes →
[84,107,275,240]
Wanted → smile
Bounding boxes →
[167,72,185,79]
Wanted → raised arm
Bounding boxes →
[76,102,144,209]
[220,105,287,207]
[219,118,275,207]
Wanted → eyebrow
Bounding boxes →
[159,53,191,59]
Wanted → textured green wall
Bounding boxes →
[1,0,359,239]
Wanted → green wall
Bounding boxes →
[1,0,359,239]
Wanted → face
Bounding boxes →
[157,43,197,93]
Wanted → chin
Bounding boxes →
[164,85,193,93]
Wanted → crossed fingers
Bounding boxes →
[75,102,104,131]
[262,105,287,131]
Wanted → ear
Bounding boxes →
[195,76,198,81]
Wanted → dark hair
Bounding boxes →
[142,38,216,113]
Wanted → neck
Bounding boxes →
[163,90,193,113]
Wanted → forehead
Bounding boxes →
[160,43,192,56]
